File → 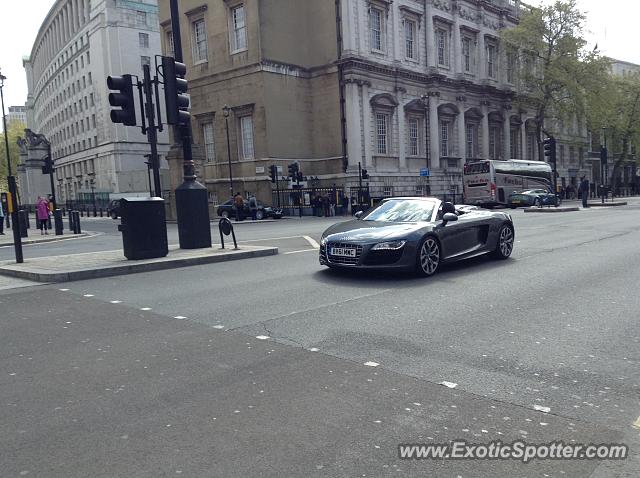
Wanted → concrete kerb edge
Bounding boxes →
[586,202,628,207]
[523,207,581,213]
[0,247,278,283]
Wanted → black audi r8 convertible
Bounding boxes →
[319,197,514,277]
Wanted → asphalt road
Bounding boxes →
[1,200,639,477]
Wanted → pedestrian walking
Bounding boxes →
[323,195,330,217]
[248,194,258,221]
[580,176,590,208]
[342,195,349,215]
[36,196,50,234]
[329,194,336,217]
[233,192,244,221]
[0,198,4,235]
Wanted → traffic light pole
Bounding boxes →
[170,0,212,249]
[46,141,56,209]
[142,64,162,198]
[358,162,363,209]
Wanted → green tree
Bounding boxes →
[586,71,640,194]
[501,0,610,158]
[0,120,25,192]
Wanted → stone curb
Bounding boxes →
[0,246,278,283]
[523,207,580,213]
[0,233,89,247]
[586,202,627,207]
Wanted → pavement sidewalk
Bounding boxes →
[0,243,277,283]
[0,229,87,246]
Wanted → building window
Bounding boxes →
[231,5,247,52]
[510,129,519,159]
[408,117,419,156]
[487,44,497,79]
[462,37,473,73]
[466,123,477,158]
[415,184,424,196]
[166,31,175,57]
[139,33,149,48]
[527,133,536,160]
[489,126,500,159]
[440,120,450,157]
[375,113,388,154]
[202,122,215,163]
[436,28,448,67]
[383,185,393,197]
[136,11,147,26]
[240,115,254,159]
[370,7,384,52]
[141,56,151,69]
[404,20,415,60]
[192,19,208,63]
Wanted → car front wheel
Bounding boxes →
[220,210,230,218]
[491,223,514,260]
[416,236,441,277]
[256,210,265,220]
[533,198,541,207]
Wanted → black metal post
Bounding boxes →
[170,0,212,249]
[275,173,281,208]
[143,64,162,198]
[90,180,97,216]
[145,159,153,196]
[358,161,363,210]
[0,72,23,263]
[47,142,56,209]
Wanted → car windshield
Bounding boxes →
[362,199,436,222]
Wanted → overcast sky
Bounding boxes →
[0,0,638,113]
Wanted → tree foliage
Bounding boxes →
[0,120,25,192]
[501,0,610,157]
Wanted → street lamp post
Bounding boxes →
[0,71,23,263]
[88,173,97,217]
[223,105,233,198]
[601,127,608,204]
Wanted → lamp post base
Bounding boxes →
[175,180,212,249]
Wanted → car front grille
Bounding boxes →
[325,242,363,266]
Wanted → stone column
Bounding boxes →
[457,102,466,163]
[481,103,489,159]
[478,33,486,81]
[425,3,436,69]
[428,94,440,168]
[503,113,511,160]
[391,4,400,61]
[345,81,363,170]
[340,0,353,54]
[362,82,372,169]
[397,89,407,171]
[357,0,367,54]
[453,16,462,77]
[520,120,527,160]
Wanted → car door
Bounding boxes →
[436,208,479,259]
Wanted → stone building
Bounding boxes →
[22,0,170,207]
[6,106,27,128]
[158,0,589,207]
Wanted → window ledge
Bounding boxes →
[194,59,208,66]
[230,47,248,55]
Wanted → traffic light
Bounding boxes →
[162,56,190,126]
[297,171,304,182]
[600,146,608,166]
[269,165,277,183]
[107,75,137,126]
[288,162,299,179]
[361,168,369,180]
[543,136,556,164]
[41,156,53,175]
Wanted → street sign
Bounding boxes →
[420,168,430,177]
[255,166,265,174]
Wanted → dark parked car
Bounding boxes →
[508,189,559,208]
[216,199,283,220]
[319,197,514,277]
[108,199,121,219]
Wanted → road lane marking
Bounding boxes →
[284,249,317,255]
[633,416,640,429]
[303,236,320,249]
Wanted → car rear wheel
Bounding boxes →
[533,198,541,207]
[491,223,514,260]
[416,236,440,277]
[255,210,265,220]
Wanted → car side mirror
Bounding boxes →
[442,212,458,225]
[354,211,364,219]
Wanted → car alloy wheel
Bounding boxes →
[418,237,440,276]
[256,210,265,220]
[492,224,514,260]
[533,198,541,207]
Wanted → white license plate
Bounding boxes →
[330,247,356,257]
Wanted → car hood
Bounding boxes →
[321,220,429,242]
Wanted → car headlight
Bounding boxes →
[320,237,327,246]
[371,240,406,251]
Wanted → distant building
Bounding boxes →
[23,0,170,207]
[157,0,590,209]
[609,58,640,78]
[7,106,27,127]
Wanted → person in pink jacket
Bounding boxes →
[36,196,50,235]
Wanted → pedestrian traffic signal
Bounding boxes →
[162,56,190,126]
[361,168,369,180]
[288,162,299,179]
[269,165,277,183]
[543,136,556,164]
[41,156,53,175]
[600,146,608,166]
[107,75,137,126]
[297,171,304,182]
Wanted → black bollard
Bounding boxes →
[73,211,82,234]
[69,211,75,232]
[54,209,64,236]
[99,208,103,217]
[18,210,28,238]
